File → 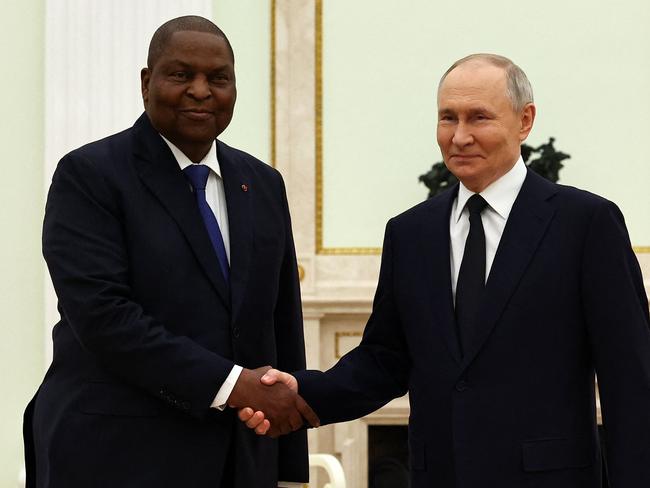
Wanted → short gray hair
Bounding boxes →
[438,53,534,112]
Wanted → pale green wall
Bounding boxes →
[0,0,45,485]
[322,0,650,248]
[213,1,271,164]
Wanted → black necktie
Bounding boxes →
[455,194,488,358]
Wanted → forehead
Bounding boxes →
[438,61,508,108]
[157,30,232,66]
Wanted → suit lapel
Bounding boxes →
[460,171,558,368]
[422,186,463,364]
[218,142,253,325]
[131,114,231,308]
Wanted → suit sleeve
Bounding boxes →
[272,173,309,482]
[43,153,234,419]
[581,200,650,486]
[296,220,411,425]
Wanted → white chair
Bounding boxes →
[309,453,346,488]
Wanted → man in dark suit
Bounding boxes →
[24,15,317,488]
[241,54,650,487]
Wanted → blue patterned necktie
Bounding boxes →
[183,164,230,283]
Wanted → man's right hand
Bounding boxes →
[227,366,318,437]
[237,368,303,436]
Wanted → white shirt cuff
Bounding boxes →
[211,365,243,410]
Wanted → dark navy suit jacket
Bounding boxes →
[24,113,308,487]
[297,170,650,487]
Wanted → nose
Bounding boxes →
[452,122,473,147]
[187,75,211,100]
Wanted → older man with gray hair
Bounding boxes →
[241,53,650,488]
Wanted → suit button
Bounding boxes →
[232,327,240,338]
[456,380,468,392]
[181,401,191,411]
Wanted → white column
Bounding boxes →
[43,0,213,366]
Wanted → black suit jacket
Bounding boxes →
[24,113,308,488]
[297,170,650,487]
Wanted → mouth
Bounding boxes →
[180,109,214,121]
[450,154,483,161]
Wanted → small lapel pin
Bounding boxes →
[241,184,248,192]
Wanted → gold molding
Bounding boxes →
[335,331,363,358]
[315,0,324,253]
[314,0,380,256]
[270,0,276,168]
[318,247,382,256]
[311,2,646,256]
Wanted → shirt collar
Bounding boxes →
[453,156,527,223]
[159,135,222,178]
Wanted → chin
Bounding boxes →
[448,164,477,180]
[179,129,219,143]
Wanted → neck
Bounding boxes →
[178,143,212,164]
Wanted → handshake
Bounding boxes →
[227,367,316,437]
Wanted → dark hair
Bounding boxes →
[147,15,234,68]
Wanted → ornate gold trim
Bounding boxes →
[270,0,276,168]
[314,0,324,253]
[314,0,380,256]
[634,246,650,253]
[335,331,363,358]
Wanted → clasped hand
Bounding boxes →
[228,367,318,437]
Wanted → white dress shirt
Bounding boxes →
[450,157,527,300]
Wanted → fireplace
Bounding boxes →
[368,425,409,487]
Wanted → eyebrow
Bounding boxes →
[164,60,231,71]
[438,106,495,116]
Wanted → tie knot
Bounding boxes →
[466,194,488,215]
[183,164,210,191]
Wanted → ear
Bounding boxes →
[140,68,150,105]
[519,103,536,142]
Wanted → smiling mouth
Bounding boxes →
[450,154,482,160]
[180,110,214,121]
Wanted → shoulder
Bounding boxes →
[520,171,628,242]
[217,140,281,179]
[56,126,134,178]
[71,126,133,161]
[536,172,621,219]
[217,140,285,194]
[387,185,457,230]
